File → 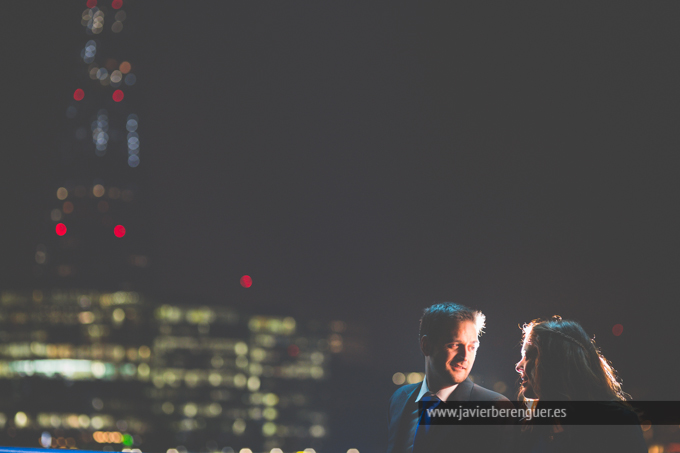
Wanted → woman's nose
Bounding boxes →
[515,359,524,373]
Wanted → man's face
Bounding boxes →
[516,339,538,399]
[422,320,479,388]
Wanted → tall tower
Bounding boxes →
[0,3,344,452]
[34,0,147,292]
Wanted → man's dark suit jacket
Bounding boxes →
[387,377,511,453]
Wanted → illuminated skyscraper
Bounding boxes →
[34,0,147,291]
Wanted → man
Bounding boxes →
[387,302,510,453]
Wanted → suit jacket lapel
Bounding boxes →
[448,377,474,401]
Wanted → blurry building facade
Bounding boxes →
[0,291,340,452]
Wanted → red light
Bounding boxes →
[73,89,84,101]
[240,275,252,288]
[111,0,123,8]
[112,90,124,102]
[287,345,299,357]
[86,0,97,7]
[612,324,623,336]
[56,223,67,236]
[114,225,126,238]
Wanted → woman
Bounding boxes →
[514,316,646,453]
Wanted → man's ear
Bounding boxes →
[420,335,431,356]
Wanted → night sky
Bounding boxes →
[3,2,680,451]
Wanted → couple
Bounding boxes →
[386,302,647,453]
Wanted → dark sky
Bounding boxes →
[4,2,680,450]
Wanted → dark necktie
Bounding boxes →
[412,392,442,453]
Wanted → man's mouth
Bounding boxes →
[451,363,466,370]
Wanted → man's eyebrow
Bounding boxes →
[446,340,480,345]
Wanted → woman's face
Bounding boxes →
[516,338,539,399]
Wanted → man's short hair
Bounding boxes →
[419,302,486,339]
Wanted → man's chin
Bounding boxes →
[447,371,470,385]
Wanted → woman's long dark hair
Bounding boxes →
[520,317,628,401]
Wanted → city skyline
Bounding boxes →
[3,2,680,452]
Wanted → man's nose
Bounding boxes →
[457,347,471,361]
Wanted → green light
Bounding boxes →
[122,434,133,447]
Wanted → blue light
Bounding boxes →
[128,155,140,167]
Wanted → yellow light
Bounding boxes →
[112,308,125,323]
[247,376,261,391]
[234,342,248,355]
[234,373,247,388]
[138,346,151,359]
[78,312,95,324]
[251,348,266,361]
[93,184,105,197]
[15,412,28,428]
[232,419,246,435]
[161,402,174,415]
[208,372,222,386]
[407,372,423,384]
[311,366,324,379]
[263,393,279,406]
[207,403,222,416]
[236,356,249,368]
[183,403,197,418]
[493,381,507,393]
[263,407,277,420]
[309,425,325,438]
[347,450,360,453]
[282,317,296,333]
[185,372,199,387]
[78,414,90,428]
[262,422,277,437]
[56,187,68,200]
[137,363,150,377]
[310,351,324,364]
[67,414,79,428]
[392,372,406,385]
[91,416,104,430]
[249,363,263,376]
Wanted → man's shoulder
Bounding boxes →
[389,382,420,406]
[390,382,420,399]
[469,382,510,402]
